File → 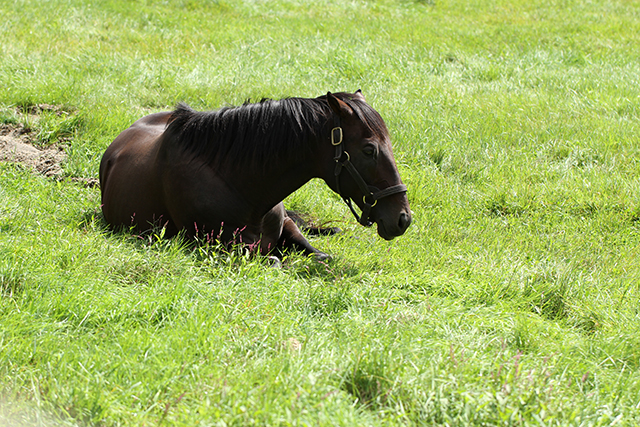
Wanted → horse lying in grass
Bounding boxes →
[99,91,411,260]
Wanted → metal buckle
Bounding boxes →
[331,127,343,146]
[363,195,378,207]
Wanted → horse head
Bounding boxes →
[323,91,411,240]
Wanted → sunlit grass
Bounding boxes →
[2,0,640,425]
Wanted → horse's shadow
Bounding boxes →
[78,207,110,234]
[77,208,362,281]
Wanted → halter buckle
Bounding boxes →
[331,127,343,146]
[363,195,378,207]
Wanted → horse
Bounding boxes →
[99,91,411,260]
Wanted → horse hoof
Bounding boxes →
[313,252,332,262]
[266,255,282,268]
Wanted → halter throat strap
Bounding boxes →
[331,115,407,227]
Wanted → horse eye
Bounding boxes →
[363,146,376,157]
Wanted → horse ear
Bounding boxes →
[327,92,350,116]
[354,89,366,101]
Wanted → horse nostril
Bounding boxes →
[398,212,411,231]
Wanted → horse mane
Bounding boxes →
[165,92,387,169]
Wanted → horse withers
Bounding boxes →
[99,91,411,260]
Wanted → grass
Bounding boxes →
[2,0,640,425]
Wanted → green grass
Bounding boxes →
[2,0,640,425]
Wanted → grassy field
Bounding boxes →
[2,0,640,425]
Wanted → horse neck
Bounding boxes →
[229,133,333,216]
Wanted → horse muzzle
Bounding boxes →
[373,204,412,240]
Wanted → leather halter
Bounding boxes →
[331,116,408,227]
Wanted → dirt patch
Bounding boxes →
[0,123,66,178]
[0,119,98,188]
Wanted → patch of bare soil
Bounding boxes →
[0,123,66,177]
[0,113,98,188]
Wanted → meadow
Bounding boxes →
[1,0,640,425]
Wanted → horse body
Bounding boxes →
[100,112,174,233]
[99,91,411,258]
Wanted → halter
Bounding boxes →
[331,116,407,227]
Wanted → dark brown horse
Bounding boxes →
[99,91,411,260]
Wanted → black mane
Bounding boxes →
[165,93,387,169]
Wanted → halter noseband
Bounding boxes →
[331,116,407,227]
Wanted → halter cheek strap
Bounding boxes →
[331,118,407,227]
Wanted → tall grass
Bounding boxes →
[2,0,640,425]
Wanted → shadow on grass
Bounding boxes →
[78,207,192,253]
[0,266,25,298]
[342,360,394,409]
[286,255,361,281]
[78,207,109,234]
[77,207,361,280]
[339,353,411,413]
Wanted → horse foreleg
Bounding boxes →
[278,216,331,261]
[285,210,341,236]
